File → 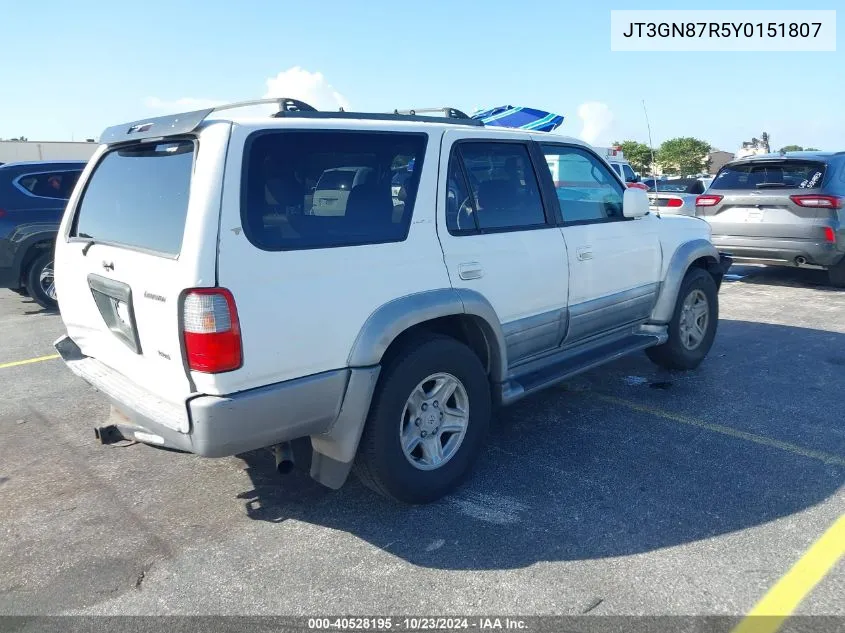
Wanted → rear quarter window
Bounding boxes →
[241,130,427,251]
[71,140,195,256]
[15,170,82,200]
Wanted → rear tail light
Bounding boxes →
[182,288,242,373]
[0,209,6,218]
[667,198,683,208]
[789,194,844,209]
[823,227,836,243]
[695,195,723,207]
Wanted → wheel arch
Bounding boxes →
[650,239,720,324]
[347,288,508,384]
[14,233,56,286]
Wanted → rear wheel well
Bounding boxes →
[19,241,54,286]
[380,315,492,377]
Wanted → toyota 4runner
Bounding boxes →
[53,98,731,504]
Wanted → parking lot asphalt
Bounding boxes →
[1,265,843,618]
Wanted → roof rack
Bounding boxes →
[100,98,480,144]
[393,107,474,120]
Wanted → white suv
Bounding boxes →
[53,98,731,504]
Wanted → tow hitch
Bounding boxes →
[94,424,128,445]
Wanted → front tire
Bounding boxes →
[354,335,491,504]
[26,252,58,311]
[646,267,718,370]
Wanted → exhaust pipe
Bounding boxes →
[795,256,807,266]
[273,442,295,475]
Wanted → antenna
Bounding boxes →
[643,100,659,201]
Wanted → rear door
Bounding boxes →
[703,159,834,239]
[55,125,228,405]
[437,130,570,366]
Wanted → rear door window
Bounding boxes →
[452,142,547,232]
[242,131,427,250]
[713,161,827,190]
[71,140,195,256]
[622,163,636,182]
[16,170,82,200]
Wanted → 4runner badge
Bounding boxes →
[144,291,166,303]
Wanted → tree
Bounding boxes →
[806,147,820,151]
[0,136,27,142]
[657,137,712,176]
[779,145,804,152]
[612,140,653,174]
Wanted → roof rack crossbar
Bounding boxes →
[211,97,318,114]
[393,107,474,120]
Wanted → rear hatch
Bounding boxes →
[699,159,835,238]
[54,131,224,405]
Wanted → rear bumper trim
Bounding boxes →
[711,236,843,267]
[54,335,190,433]
[54,334,371,458]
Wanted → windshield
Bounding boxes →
[713,161,827,190]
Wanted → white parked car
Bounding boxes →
[646,177,710,216]
[53,98,731,504]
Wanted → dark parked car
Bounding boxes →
[0,160,87,309]
[696,152,845,287]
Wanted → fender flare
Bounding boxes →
[9,229,58,283]
[346,287,508,383]
[650,238,720,323]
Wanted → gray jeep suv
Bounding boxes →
[695,152,845,286]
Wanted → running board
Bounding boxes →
[499,333,662,406]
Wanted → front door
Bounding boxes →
[436,131,569,367]
[537,143,662,343]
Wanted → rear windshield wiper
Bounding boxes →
[755,182,788,189]
[79,233,97,255]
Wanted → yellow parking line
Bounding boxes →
[595,394,845,467]
[0,354,60,370]
[731,513,845,633]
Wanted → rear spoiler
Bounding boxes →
[99,98,317,145]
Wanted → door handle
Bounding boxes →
[576,247,593,261]
[458,262,484,280]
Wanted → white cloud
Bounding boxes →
[576,101,614,146]
[143,67,349,116]
[263,66,349,111]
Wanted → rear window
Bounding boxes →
[713,161,827,190]
[242,131,427,251]
[72,140,195,256]
[16,170,82,200]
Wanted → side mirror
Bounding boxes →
[623,187,650,218]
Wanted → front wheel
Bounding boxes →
[646,267,719,370]
[26,252,58,311]
[354,335,491,504]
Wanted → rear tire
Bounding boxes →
[26,252,58,311]
[646,267,718,370]
[828,257,845,288]
[354,335,491,504]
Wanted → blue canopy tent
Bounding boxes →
[472,106,564,132]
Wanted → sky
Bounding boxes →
[0,0,841,153]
